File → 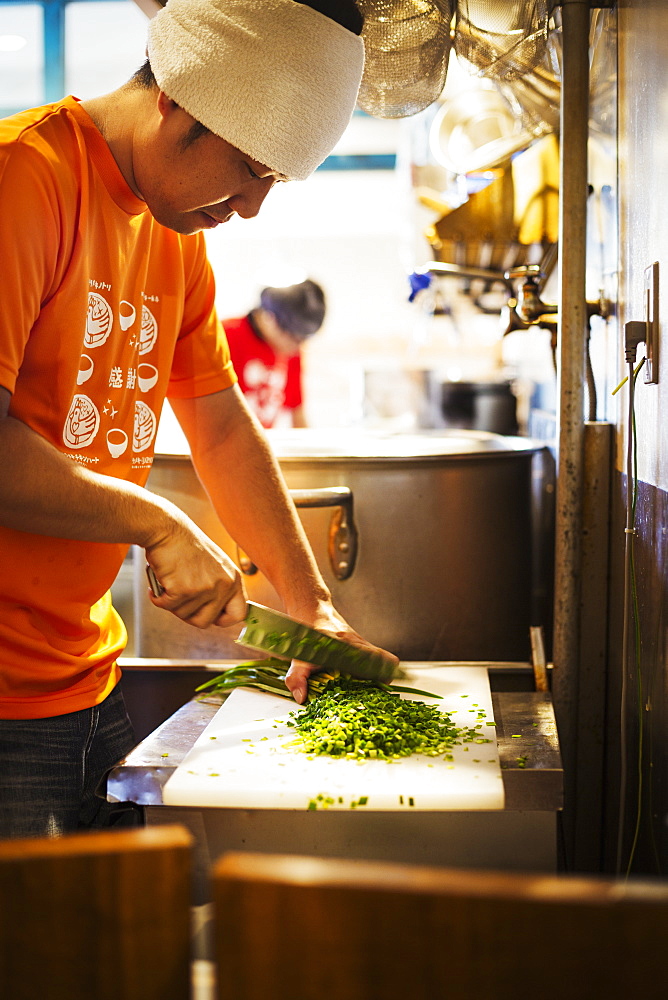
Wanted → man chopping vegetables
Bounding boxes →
[0,0,398,839]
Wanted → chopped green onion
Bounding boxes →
[285,675,488,762]
[195,667,489,764]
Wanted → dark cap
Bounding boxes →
[259,279,326,339]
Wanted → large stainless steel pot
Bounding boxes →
[132,429,553,662]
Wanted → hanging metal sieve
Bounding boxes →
[454,0,556,82]
[356,0,455,119]
[493,23,561,146]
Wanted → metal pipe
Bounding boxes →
[419,261,513,290]
[552,0,591,867]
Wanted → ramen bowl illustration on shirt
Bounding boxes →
[119,300,136,332]
[139,305,158,355]
[85,293,113,348]
[77,354,94,385]
[107,427,129,458]
[133,400,156,453]
[137,363,159,392]
[63,394,100,449]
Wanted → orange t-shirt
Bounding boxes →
[0,97,237,719]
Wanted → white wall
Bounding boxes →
[618,2,668,489]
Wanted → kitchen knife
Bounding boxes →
[145,565,397,683]
[236,601,398,683]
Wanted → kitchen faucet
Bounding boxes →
[503,260,611,330]
[505,264,559,325]
[415,260,514,291]
[502,262,612,421]
[410,260,515,315]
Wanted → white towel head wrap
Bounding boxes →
[147,0,365,181]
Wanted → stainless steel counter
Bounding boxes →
[107,664,563,898]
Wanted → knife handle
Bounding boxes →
[146,564,164,597]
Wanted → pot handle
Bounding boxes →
[236,486,358,581]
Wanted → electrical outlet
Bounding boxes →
[644,261,659,384]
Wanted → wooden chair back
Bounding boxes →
[0,824,192,1000]
[212,851,668,1000]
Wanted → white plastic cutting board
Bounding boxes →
[162,665,504,811]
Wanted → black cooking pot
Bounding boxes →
[441,381,518,435]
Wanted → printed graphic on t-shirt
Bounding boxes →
[77,354,94,385]
[243,358,288,427]
[63,394,100,449]
[119,300,136,331]
[106,426,128,458]
[139,304,158,354]
[62,282,160,466]
[85,292,113,348]
[133,399,156,452]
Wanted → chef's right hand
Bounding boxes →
[144,518,247,629]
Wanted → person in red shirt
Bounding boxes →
[224,279,325,428]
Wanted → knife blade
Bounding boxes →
[145,565,396,683]
[236,601,398,683]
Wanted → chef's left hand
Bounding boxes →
[283,604,399,704]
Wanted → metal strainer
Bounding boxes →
[454,0,556,82]
[356,0,455,119]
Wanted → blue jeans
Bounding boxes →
[0,683,142,838]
